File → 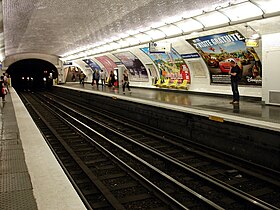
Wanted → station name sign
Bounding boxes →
[63,61,73,65]
[180,53,200,59]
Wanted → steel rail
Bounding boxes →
[47,98,224,210]
[47,91,280,186]
[20,93,126,210]
[25,92,195,210]
[52,95,279,210]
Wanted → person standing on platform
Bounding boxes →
[229,60,241,104]
[100,69,106,87]
[122,69,131,94]
[95,70,100,89]
[79,71,86,86]
[71,72,76,82]
[0,76,7,102]
[109,71,115,88]
[92,70,96,86]
[3,73,9,93]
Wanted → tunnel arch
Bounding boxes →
[3,53,60,69]
[6,59,58,90]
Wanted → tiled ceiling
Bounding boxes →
[2,0,245,57]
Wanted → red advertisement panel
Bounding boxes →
[95,55,117,75]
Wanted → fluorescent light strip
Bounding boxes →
[251,0,280,15]
[143,29,166,40]
[134,33,152,43]
[173,18,203,33]
[158,24,183,37]
[220,2,263,23]
[194,11,230,28]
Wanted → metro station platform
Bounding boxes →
[0,89,86,210]
[62,83,280,132]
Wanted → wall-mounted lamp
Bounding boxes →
[251,33,261,40]
[245,25,261,40]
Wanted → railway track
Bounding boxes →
[20,91,280,209]
[20,93,181,210]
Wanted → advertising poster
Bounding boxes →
[186,31,262,85]
[113,52,149,82]
[141,47,191,83]
[82,59,101,71]
[95,55,117,75]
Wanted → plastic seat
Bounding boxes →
[168,79,178,88]
[159,78,170,88]
[153,79,161,87]
[176,80,188,89]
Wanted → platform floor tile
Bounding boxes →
[0,172,32,192]
[0,159,28,174]
[0,149,25,161]
[0,189,37,210]
[0,94,38,209]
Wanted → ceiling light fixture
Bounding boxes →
[251,33,261,40]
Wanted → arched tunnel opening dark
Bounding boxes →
[7,59,58,91]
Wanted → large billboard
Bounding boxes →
[141,47,191,83]
[187,31,262,85]
[95,55,117,75]
[113,52,148,82]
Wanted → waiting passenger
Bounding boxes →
[122,69,131,94]
[92,69,97,86]
[95,70,100,89]
[71,73,76,82]
[3,73,9,93]
[100,70,106,87]
[229,60,240,104]
[109,71,115,88]
[79,71,86,86]
[92,70,95,86]
[0,76,7,102]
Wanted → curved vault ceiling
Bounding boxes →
[3,0,246,58]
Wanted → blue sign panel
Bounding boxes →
[82,59,101,70]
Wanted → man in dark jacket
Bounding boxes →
[79,71,86,86]
[229,60,241,104]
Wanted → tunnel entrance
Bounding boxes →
[6,59,58,91]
